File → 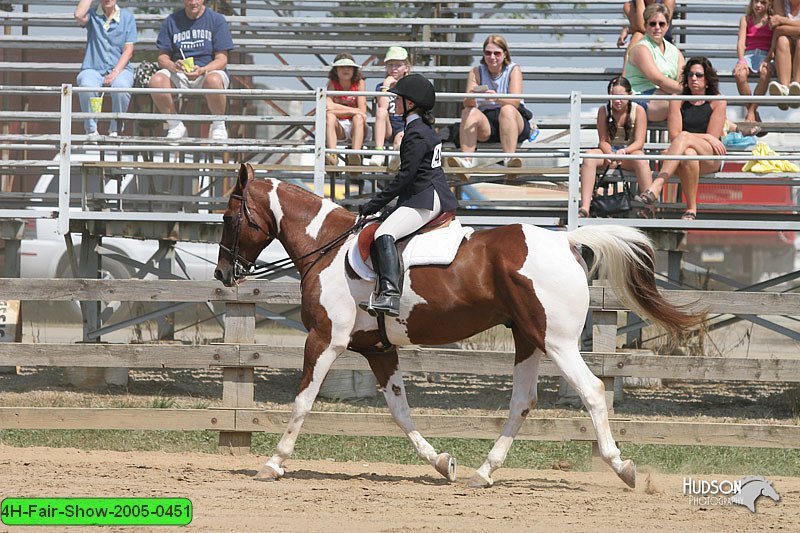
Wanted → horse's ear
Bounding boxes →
[245,163,255,181]
[237,163,250,190]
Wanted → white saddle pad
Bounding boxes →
[347,219,474,281]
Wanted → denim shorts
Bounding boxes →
[744,49,771,74]
[634,88,657,113]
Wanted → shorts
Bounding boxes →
[481,107,532,145]
[744,49,771,74]
[337,118,372,142]
[388,115,404,142]
[634,88,657,113]
[157,68,231,89]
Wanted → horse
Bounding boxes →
[215,163,705,489]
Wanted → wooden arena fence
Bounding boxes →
[0,279,798,455]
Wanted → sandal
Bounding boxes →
[738,124,762,137]
[634,189,658,205]
[681,210,697,221]
[578,208,589,218]
[636,205,655,219]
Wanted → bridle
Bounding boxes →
[219,185,268,281]
[220,181,374,285]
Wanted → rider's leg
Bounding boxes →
[364,192,441,316]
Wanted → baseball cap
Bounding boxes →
[384,46,409,62]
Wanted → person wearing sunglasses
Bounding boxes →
[618,1,676,72]
[635,57,727,221]
[447,34,532,176]
[625,3,685,122]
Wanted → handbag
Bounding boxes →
[590,165,631,217]
[133,61,158,88]
[518,103,533,121]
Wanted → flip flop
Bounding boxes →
[578,208,589,218]
[738,125,761,137]
[681,211,697,221]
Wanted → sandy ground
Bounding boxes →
[1,445,797,532]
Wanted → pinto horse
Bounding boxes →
[215,163,704,489]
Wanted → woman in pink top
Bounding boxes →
[768,0,800,109]
[325,52,367,166]
[735,0,774,122]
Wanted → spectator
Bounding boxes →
[618,1,676,73]
[149,0,234,140]
[635,57,727,220]
[325,53,367,167]
[447,34,531,172]
[625,3,685,122]
[736,0,774,122]
[74,0,137,139]
[579,76,652,218]
[767,0,800,109]
[365,46,411,170]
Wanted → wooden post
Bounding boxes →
[219,302,255,454]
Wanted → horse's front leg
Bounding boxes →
[364,349,457,482]
[255,329,343,481]
[469,333,542,488]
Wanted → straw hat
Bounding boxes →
[332,57,360,68]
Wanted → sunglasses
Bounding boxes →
[687,72,705,79]
[483,50,504,57]
[648,20,668,28]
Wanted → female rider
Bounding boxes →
[358,74,459,317]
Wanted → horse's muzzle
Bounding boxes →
[214,265,235,287]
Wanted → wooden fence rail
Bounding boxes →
[0,278,798,453]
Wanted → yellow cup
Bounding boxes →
[182,56,195,73]
[89,96,103,114]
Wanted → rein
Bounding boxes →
[221,183,373,285]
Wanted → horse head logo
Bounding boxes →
[730,476,780,513]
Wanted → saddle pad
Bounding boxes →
[348,219,474,281]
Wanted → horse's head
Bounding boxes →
[215,163,276,286]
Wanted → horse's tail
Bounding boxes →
[566,225,706,338]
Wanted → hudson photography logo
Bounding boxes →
[683,476,781,513]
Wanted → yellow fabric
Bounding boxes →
[742,142,800,173]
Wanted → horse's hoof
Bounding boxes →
[253,464,284,482]
[435,453,457,482]
[618,459,636,489]
[466,471,493,489]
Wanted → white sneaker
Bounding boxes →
[769,81,790,111]
[473,156,504,168]
[446,156,475,169]
[364,154,385,166]
[505,157,522,168]
[209,122,228,140]
[108,131,118,137]
[86,131,101,142]
[165,122,187,140]
[790,82,800,109]
[388,155,400,172]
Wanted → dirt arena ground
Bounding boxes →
[1,444,797,532]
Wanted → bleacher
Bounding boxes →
[0,0,798,241]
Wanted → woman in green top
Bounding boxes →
[626,3,685,121]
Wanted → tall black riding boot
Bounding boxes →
[363,235,402,317]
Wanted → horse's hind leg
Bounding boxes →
[548,339,636,488]
[255,330,343,481]
[365,349,457,482]
[469,330,542,488]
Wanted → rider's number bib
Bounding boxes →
[431,142,442,169]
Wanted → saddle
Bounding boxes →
[357,209,456,261]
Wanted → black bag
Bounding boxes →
[590,165,631,217]
[133,61,158,88]
[518,103,533,121]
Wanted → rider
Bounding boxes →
[358,73,459,317]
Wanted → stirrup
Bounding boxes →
[370,294,400,317]
[359,293,379,317]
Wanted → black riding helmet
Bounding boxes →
[388,73,435,111]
